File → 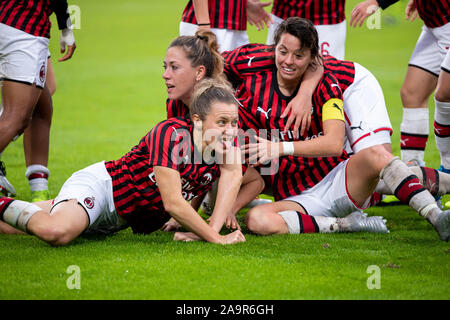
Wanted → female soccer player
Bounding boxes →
[0,0,76,198]
[236,17,450,241]
[0,80,246,246]
[163,30,266,230]
[179,0,273,53]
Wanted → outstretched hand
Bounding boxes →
[58,28,76,62]
[247,0,274,31]
[349,0,380,28]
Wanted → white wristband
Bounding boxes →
[282,142,295,156]
[60,28,75,50]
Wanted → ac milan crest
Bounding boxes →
[39,63,46,83]
[84,197,95,209]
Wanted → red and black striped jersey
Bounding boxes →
[415,0,450,28]
[224,44,348,200]
[166,99,190,119]
[223,44,356,95]
[271,0,346,25]
[104,117,220,233]
[181,0,247,31]
[0,0,70,38]
[322,55,355,92]
[377,0,450,28]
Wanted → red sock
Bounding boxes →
[420,167,440,196]
[394,175,426,204]
[297,212,319,233]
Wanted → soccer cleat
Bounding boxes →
[346,211,389,234]
[0,161,16,197]
[30,190,51,203]
[432,210,450,242]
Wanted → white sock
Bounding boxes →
[277,210,340,234]
[400,108,429,164]
[25,165,50,192]
[434,98,450,169]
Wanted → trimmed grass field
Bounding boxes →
[0,0,449,300]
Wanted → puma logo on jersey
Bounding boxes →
[246,56,256,66]
[257,107,271,119]
[350,121,364,131]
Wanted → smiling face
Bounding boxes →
[194,101,239,153]
[275,32,313,88]
[162,46,205,105]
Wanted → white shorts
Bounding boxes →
[343,62,393,154]
[283,160,370,217]
[179,21,249,53]
[0,23,49,88]
[266,14,346,60]
[441,49,450,73]
[51,161,128,235]
[409,22,450,76]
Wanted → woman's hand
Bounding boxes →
[349,0,380,28]
[244,136,283,166]
[161,217,182,232]
[281,93,312,137]
[405,0,418,21]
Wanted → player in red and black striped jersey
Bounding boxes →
[182,0,247,31]
[163,31,267,230]
[222,24,349,201]
[267,0,347,59]
[351,0,450,167]
[180,0,249,53]
[0,80,247,246]
[272,0,346,25]
[242,18,450,241]
[104,117,222,232]
[0,0,76,200]
[0,0,70,38]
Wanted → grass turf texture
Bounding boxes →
[0,0,449,300]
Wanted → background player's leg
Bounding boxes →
[400,66,437,165]
[434,69,450,173]
[0,81,41,152]
[23,84,53,202]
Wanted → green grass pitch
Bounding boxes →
[0,0,449,300]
